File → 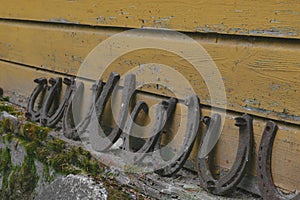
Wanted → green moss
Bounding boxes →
[0,104,102,179]
[0,96,9,102]
[0,118,14,135]
[20,123,49,142]
[0,100,23,116]
[0,147,12,173]
[8,156,39,200]
[47,138,66,153]
[42,164,54,183]
[0,147,13,199]
[0,104,14,114]
[24,140,41,157]
[0,104,140,199]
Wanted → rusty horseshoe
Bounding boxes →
[62,80,95,140]
[197,113,253,195]
[119,100,149,152]
[120,98,177,163]
[41,77,75,127]
[88,72,140,152]
[63,72,120,141]
[25,77,48,122]
[139,95,201,176]
[153,95,201,177]
[40,77,62,126]
[257,121,300,200]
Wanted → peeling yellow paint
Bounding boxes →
[1,0,300,38]
[0,61,299,193]
[0,21,299,124]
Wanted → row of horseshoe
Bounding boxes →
[26,72,299,199]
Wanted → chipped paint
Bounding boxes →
[95,16,106,24]
[2,1,300,38]
[243,106,300,121]
[270,84,281,91]
[49,18,79,24]
[244,98,260,106]
[0,9,300,124]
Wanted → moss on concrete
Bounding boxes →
[42,164,54,183]
[0,118,106,199]
[8,156,39,200]
[0,101,138,199]
[0,147,13,200]
[0,98,22,116]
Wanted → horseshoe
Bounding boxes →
[89,73,140,152]
[120,98,177,163]
[153,95,201,177]
[197,113,253,195]
[154,95,200,176]
[257,121,300,200]
[64,72,120,141]
[25,77,48,122]
[119,100,148,152]
[76,79,104,135]
[39,77,62,126]
[41,78,75,127]
[62,80,94,140]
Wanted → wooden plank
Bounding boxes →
[1,0,300,39]
[0,61,300,193]
[0,21,300,124]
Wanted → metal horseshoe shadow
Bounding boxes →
[197,113,253,195]
[139,95,200,177]
[40,77,75,127]
[119,98,177,163]
[257,121,300,200]
[25,77,48,122]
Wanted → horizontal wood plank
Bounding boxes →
[0,61,300,193]
[0,21,299,124]
[1,1,300,39]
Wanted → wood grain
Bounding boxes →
[1,0,300,38]
[0,21,299,124]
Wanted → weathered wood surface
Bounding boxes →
[0,60,299,194]
[0,21,300,125]
[1,1,300,39]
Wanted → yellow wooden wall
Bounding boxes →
[0,0,300,194]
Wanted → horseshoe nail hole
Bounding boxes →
[259,157,261,161]
[266,126,271,132]
[260,174,263,179]
[259,165,262,169]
